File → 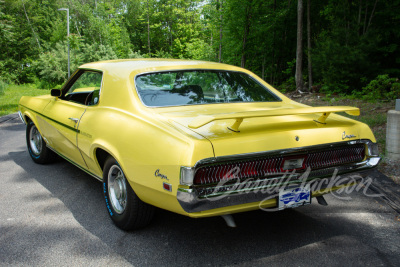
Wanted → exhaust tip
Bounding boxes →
[316,195,328,206]
[221,214,236,228]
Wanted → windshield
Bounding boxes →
[135,70,281,107]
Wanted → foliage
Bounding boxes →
[128,50,145,59]
[0,79,8,96]
[277,77,296,93]
[33,41,117,88]
[0,0,399,95]
[311,1,383,94]
[79,43,118,63]
[278,59,297,92]
[33,42,81,87]
[185,39,214,60]
[153,49,172,59]
[356,74,400,101]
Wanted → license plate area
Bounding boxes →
[278,184,311,210]
[281,156,306,171]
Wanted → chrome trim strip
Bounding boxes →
[193,139,374,168]
[47,145,103,182]
[20,104,81,133]
[178,187,194,193]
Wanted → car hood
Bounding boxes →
[155,102,367,157]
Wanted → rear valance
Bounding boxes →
[188,106,360,132]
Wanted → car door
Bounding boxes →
[40,70,102,169]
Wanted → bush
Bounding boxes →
[154,49,172,59]
[357,75,400,101]
[277,76,296,93]
[33,41,118,88]
[128,50,145,58]
[184,39,213,61]
[79,43,118,63]
[277,59,296,93]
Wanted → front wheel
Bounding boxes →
[103,157,155,230]
[26,121,56,164]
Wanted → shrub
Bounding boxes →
[357,75,400,101]
[277,76,296,93]
[33,41,118,88]
[128,50,145,58]
[184,39,213,61]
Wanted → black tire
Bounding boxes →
[103,157,155,230]
[26,121,56,164]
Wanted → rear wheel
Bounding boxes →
[26,121,56,164]
[103,157,155,230]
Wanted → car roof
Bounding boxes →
[79,59,245,76]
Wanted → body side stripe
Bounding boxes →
[20,104,81,133]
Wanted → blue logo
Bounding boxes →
[281,188,310,205]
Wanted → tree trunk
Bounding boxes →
[366,0,379,34]
[271,0,276,84]
[357,0,362,35]
[363,3,368,35]
[22,1,41,50]
[277,0,292,85]
[75,18,81,37]
[241,3,252,68]
[262,55,265,80]
[219,0,223,62]
[295,0,304,93]
[147,0,151,56]
[307,0,312,91]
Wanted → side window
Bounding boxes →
[64,71,102,106]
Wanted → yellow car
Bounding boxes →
[18,59,380,230]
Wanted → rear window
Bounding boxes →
[135,70,281,107]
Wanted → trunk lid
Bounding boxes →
[156,102,362,157]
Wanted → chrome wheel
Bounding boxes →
[29,125,42,156]
[107,165,127,214]
[103,157,155,230]
[26,121,56,164]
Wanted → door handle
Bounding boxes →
[68,117,79,123]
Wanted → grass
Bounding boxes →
[0,84,50,116]
[0,80,7,96]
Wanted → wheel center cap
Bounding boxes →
[114,180,122,199]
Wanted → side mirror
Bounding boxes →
[51,89,62,97]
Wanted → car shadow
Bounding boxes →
[8,147,398,266]
[0,118,24,132]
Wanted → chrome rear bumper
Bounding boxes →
[177,157,380,213]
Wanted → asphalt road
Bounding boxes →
[1,114,400,266]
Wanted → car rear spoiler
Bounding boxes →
[188,106,360,132]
